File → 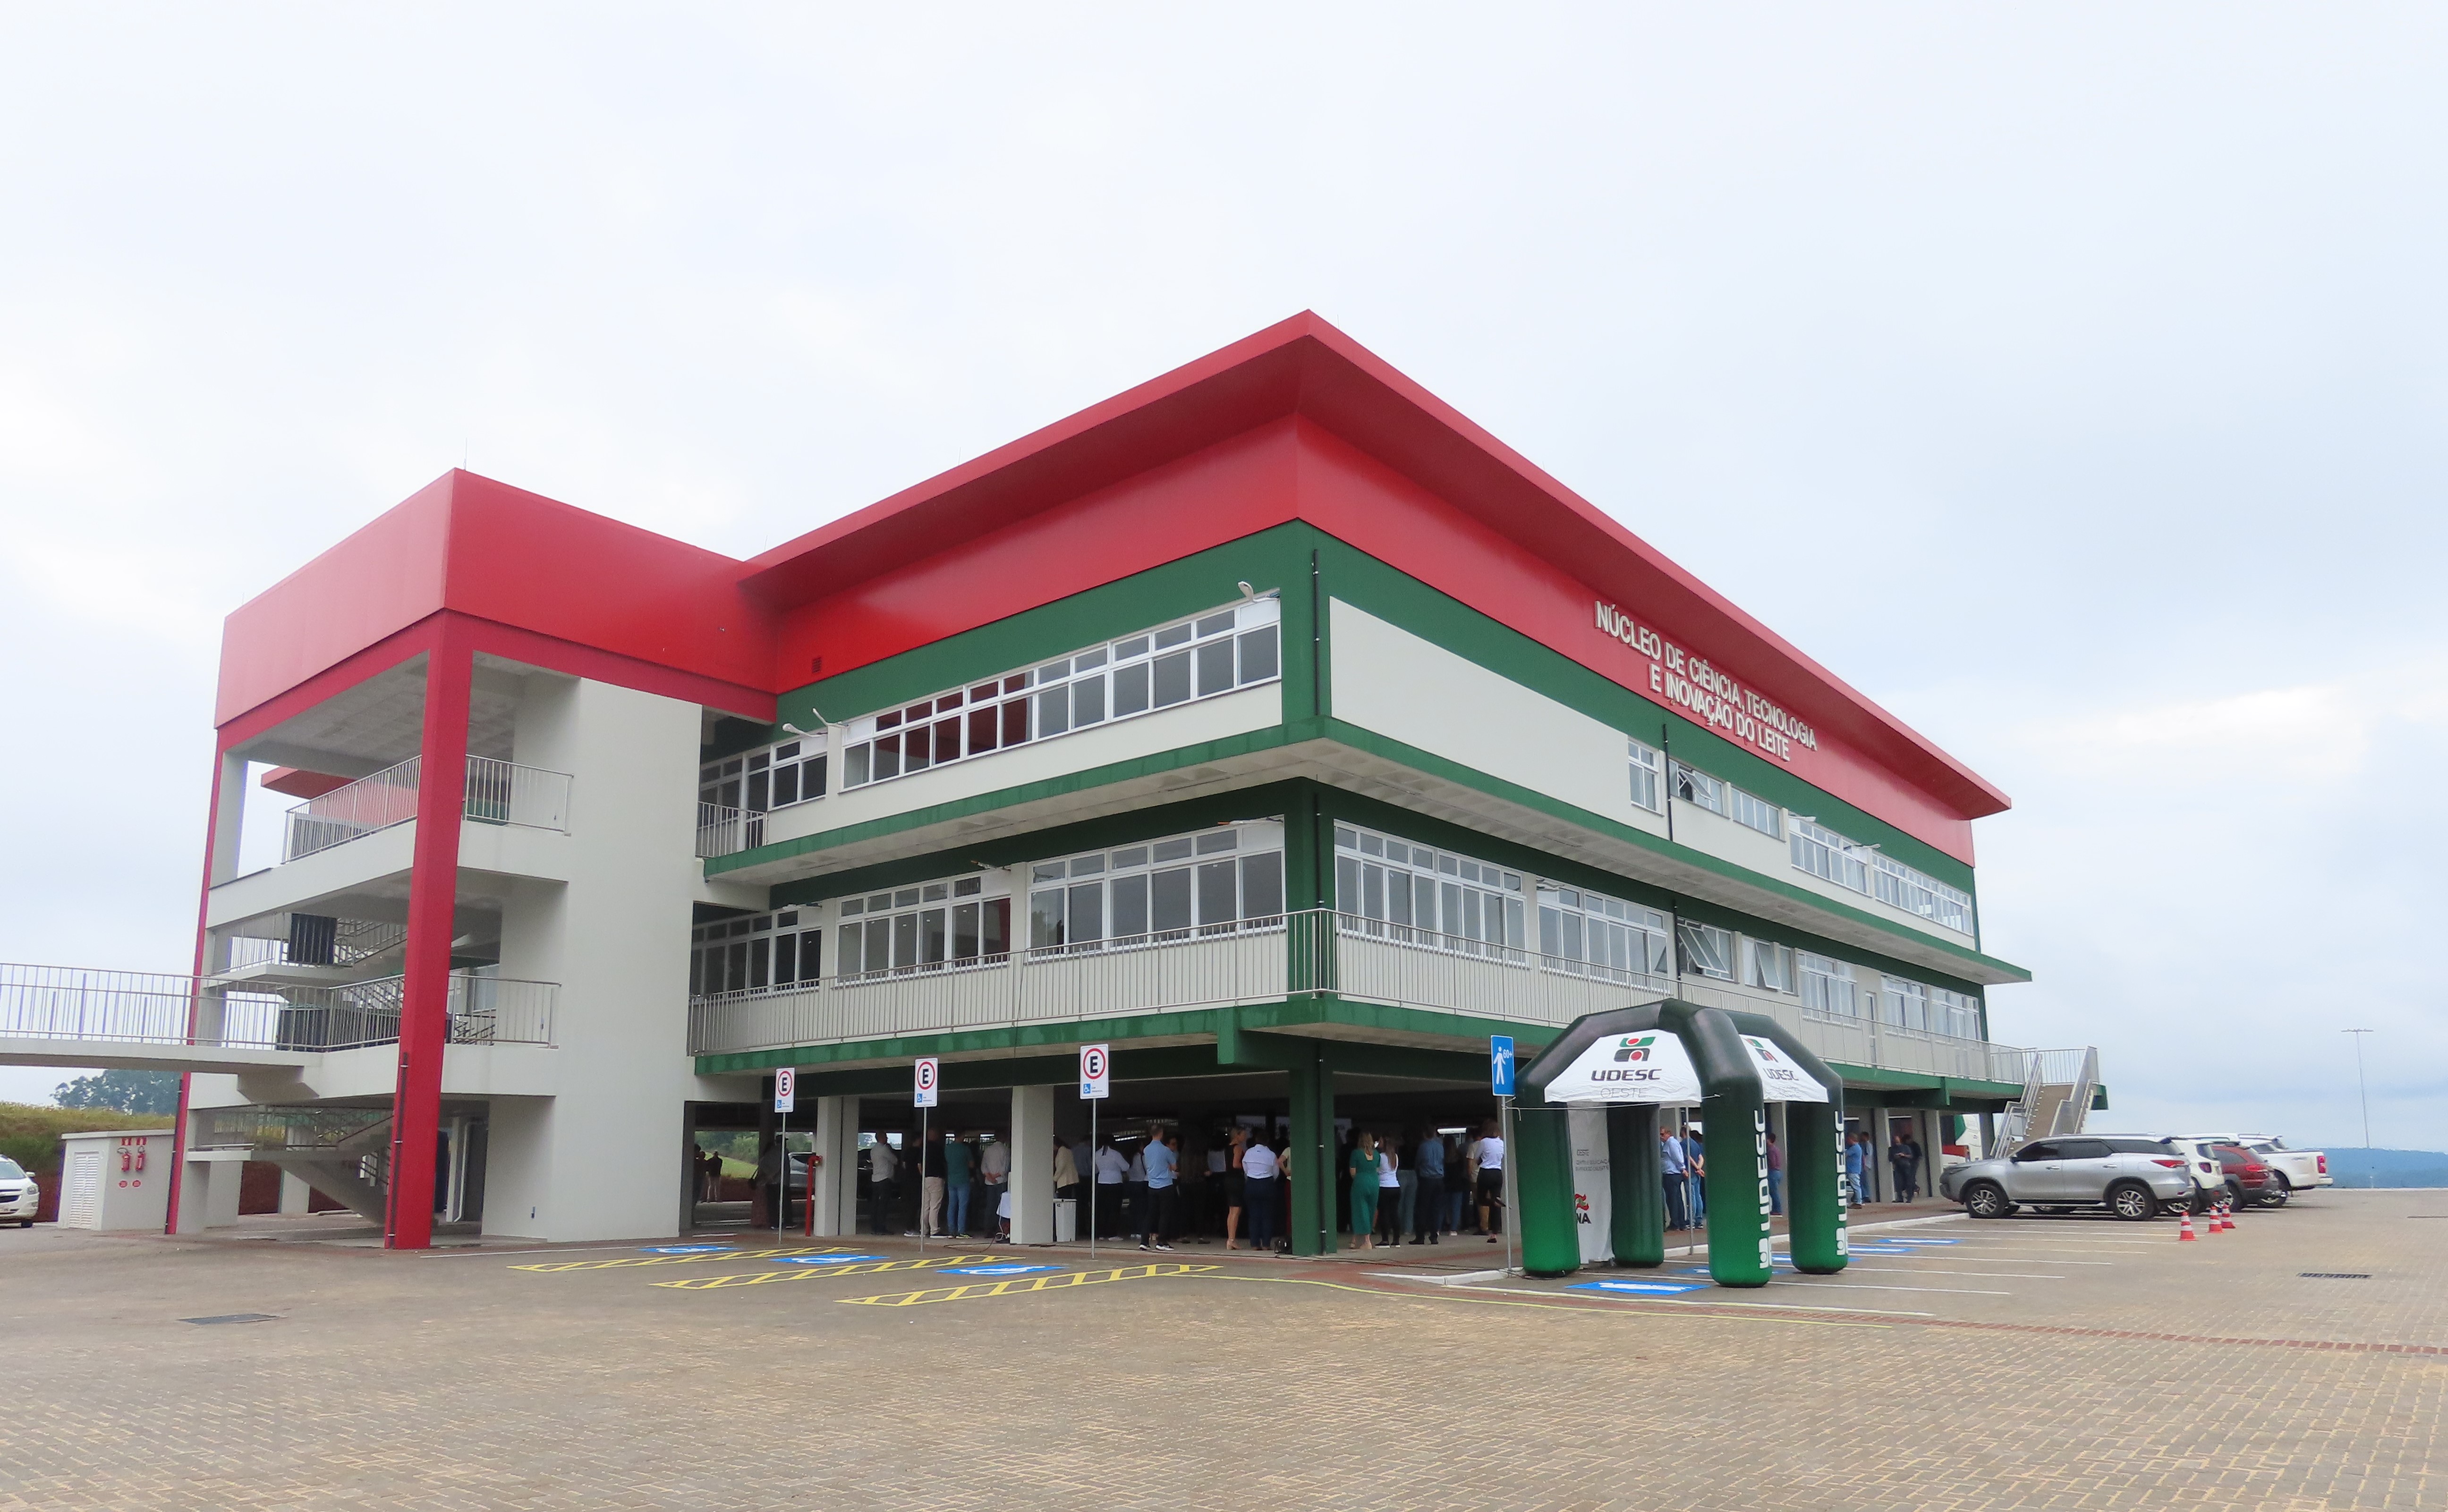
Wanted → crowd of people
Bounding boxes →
[735,1113,1936,1242]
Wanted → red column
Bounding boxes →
[164,747,233,1234]
[387,637,471,1249]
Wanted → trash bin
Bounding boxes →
[1054,1197,1078,1243]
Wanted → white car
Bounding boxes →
[2176,1132,2330,1206]
[0,1156,38,1227]
[2150,1137,2229,1214]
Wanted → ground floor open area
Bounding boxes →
[2,1191,2438,1511]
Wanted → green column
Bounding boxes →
[1698,1089,1773,1288]
[1606,1104,1664,1267]
[1513,1101,1580,1277]
[1285,1042,1334,1257]
[1785,1100,1848,1274]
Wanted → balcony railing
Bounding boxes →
[0,963,558,1053]
[696,802,763,859]
[686,909,2040,1087]
[281,756,573,862]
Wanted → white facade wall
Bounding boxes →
[483,673,705,1241]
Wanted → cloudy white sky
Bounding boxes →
[2,6,2441,1148]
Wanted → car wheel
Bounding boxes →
[1964,1181,2014,1219]
[2106,1181,2157,1222]
[2258,1181,2290,1209]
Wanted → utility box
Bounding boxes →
[1053,1197,1078,1244]
[56,1130,175,1232]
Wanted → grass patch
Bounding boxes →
[0,1101,170,1177]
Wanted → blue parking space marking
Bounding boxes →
[1571,1279,1712,1295]
[1841,1246,1920,1256]
[942,1264,1066,1277]
[640,1245,734,1254]
[1883,1238,1962,1246]
[775,1254,888,1265]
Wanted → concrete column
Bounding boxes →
[1285,1044,1334,1256]
[390,640,472,1249]
[810,1096,858,1237]
[279,1170,313,1215]
[1010,1084,1054,1245]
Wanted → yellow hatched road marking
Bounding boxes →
[839,1263,1217,1307]
[655,1255,998,1291]
[512,1246,868,1274]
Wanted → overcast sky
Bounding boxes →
[3,6,2441,1149]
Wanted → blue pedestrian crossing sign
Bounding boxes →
[1491,1036,1516,1096]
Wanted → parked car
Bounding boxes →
[2175,1132,2329,1205]
[1939,1136,2194,1221]
[2155,1136,2231,1214]
[0,1156,37,1228]
[2207,1142,2278,1208]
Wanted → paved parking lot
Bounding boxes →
[3,1190,2441,1511]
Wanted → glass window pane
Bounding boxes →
[1336,855,1360,912]
[984,898,1010,956]
[1539,908,1561,958]
[1197,859,1237,924]
[1386,871,1412,926]
[1113,661,1151,716]
[1072,675,1106,727]
[1241,852,1284,919]
[836,926,861,976]
[1111,874,1149,938]
[800,929,822,978]
[1037,657,1071,682]
[902,724,931,770]
[1115,635,1150,660]
[933,716,961,763]
[1030,889,1065,948]
[1003,698,1031,747]
[1362,864,1385,919]
[1152,650,1193,706]
[968,705,1000,754]
[873,733,901,780]
[865,918,889,971]
[1237,625,1279,683]
[843,745,870,787]
[1196,830,1237,854]
[1442,881,1463,931]
[1151,866,1194,933]
[1154,621,1194,650]
[952,902,980,959]
[892,913,919,968]
[1416,875,1438,930]
[1066,882,1105,943]
[1152,836,1194,862]
[774,933,797,984]
[1196,611,1235,637]
[1196,638,1234,695]
[970,682,1001,702]
[920,909,947,964]
[1111,846,1148,868]
[1074,646,1108,671]
[773,765,798,807]
[1037,686,1070,737]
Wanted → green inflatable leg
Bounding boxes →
[1513,1103,1581,1278]
[1607,1104,1663,1267]
[1700,1090,1773,1288]
[1785,1100,1849,1274]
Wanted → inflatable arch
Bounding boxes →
[1512,1000,1851,1286]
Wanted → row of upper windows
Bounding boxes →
[1674,920,1981,1038]
[1627,740,1975,936]
[693,599,1281,820]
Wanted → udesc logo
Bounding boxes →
[1594,1034,1663,1085]
[1744,1035,1808,1088]
[1612,1034,1656,1063]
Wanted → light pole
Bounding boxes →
[2342,1029,2374,1153]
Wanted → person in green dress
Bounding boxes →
[1345,1130,1379,1250]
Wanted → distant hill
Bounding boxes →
[2320,1147,2448,1189]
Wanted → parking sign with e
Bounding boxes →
[913,1056,939,1108]
[774,1067,795,1113]
[1080,1043,1111,1100]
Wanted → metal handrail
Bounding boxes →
[281,756,573,862]
[0,962,558,1053]
[696,802,763,859]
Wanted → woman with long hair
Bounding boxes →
[1223,1126,1250,1250]
[1345,1130,1380,1251]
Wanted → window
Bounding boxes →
[1334,824,1526,951]
[1745,938,1794,993]
[1880,975,1930,1032]
[1931,986,1981,1039]
[1676,920,1734,980]
[1727,786,1783,839]
[1537,885,1670,980]
[1872,854,1976,934]
[689,908,824,999]
[1670,762,1725,816]
[1798,951,1858,1017]
[1627,740,1663,813]
[700,739,827,816]
[2014,1140,2063,1163]
[839,599,1281,791]
[1030,823,1285,952]
[837,874,1008,977]
[1790,817,1871,894]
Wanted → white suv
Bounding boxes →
[2176,1132,2330,1206]
[0,1156,38,1228]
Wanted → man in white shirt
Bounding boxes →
[1472,1120,1506,1243]
[867,1137,901,1236]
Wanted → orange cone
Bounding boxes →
[2216,1198,2234,1232]
[2177,1208,2197,1242]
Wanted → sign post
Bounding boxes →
[1080,1044,1110,1261]
[774,1068,795,1240]
[1492,1036,1516,1277]
[914,1057,938,1256]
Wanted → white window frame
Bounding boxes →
[1628,739,1663,813]
[834,873,1010,980]
[1334,824,1526,953]
[1031,822,1287,954]
[1931,986,1982,1040]
[1880,974,1931,1033]
[689,906,827,1000]
[1798,951,1858,1018]
[839,599,1281,792]
[1536,884,1671,981]
[1727,785,1784,840]
[1676,920,1735,981]
[1745,938,1795,994]
[1871,853,1976,935]
[1670,761,1726,817]
[1790,817,1871,894]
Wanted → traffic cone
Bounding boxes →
[2177,1208,2197,1242]
[2216,1198,2234,1232]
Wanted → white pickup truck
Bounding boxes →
[2178,1132,2330,1206]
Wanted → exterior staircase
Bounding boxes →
[192,1105,393,1223]
[1998,1047,2101,1155]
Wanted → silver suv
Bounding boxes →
[1940,1136,2194,1222]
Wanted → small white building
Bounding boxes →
[55,1130,175,1231]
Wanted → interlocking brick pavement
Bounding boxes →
[0,1191,2439,1510]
